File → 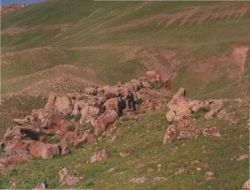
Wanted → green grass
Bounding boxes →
[0,102,248,189]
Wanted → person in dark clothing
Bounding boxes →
[126,91,136,111]
[117,94,126,117]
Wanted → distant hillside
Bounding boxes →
[1,0,250,99]
[0,3,25,14]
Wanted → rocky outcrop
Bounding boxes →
[163,88,234,144]
[0,72,168,169]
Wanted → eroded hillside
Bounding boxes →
[1,0,250,98]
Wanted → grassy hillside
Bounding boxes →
[0,101,248,189]
[0,2,249,188]
[1,0,250,98]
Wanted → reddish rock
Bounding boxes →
[92,110,117,136]
[243,179,250,190]
[153,176,167,182]
[84,87,98,96]
[90,150,108,163]
[231,154,248,161]
[54,96,73,114]
[30,142,60,159]
[202,126,221,138]
[129,177,146,184]
[58,167,83,185]
[177,127,199,140]
[163,125,178,144]
[119,149,131,158]
[205,171,215,180]
[145,70,161,82]
[32,182,46,190]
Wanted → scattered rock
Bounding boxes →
[129,177,146,184]
[107,167,116,173]
[231,154,248,161]
[90,150,108,163]
[191,160,200,165]
[196,167,202,171]
[175,167,186,175]
[32,182,46,190]
[153,176,167,182]
[58,167,83,185]
[243,179,250,190]
[205,171,214,180]
[202,126,221,138]
[177,126,199,140]
[163,124,178,144]
[119,149,131,158]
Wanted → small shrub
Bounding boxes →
[68,125,76,131]
[152,82,163,90]
[84,123,93,133]
[85,178,95,187]
[64,113,74,121]
[136,98,143,105]
[74,113,81,121]
[122,117,129,122]
[0,148,4,155]
[192,107,209,119]
[46,135,60,144]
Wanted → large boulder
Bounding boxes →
[92,110,118,136]
[3,126,22,142]
[45,93,56,111]
[80,105,99,124]
[1,140,34,169]
[103,97,117,112]
[30,142,60,159]
[71,100,86,116]
[54,96,73,115]
[32,109,52,128]
[166,88,205,122]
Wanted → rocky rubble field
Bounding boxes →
[0,71,168,170]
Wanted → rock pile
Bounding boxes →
[0,71,168,170]
[163,88,235,144]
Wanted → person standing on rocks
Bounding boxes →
[126,90,136,111]
[117,94,126,117]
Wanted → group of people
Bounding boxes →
[117,91,136,117]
